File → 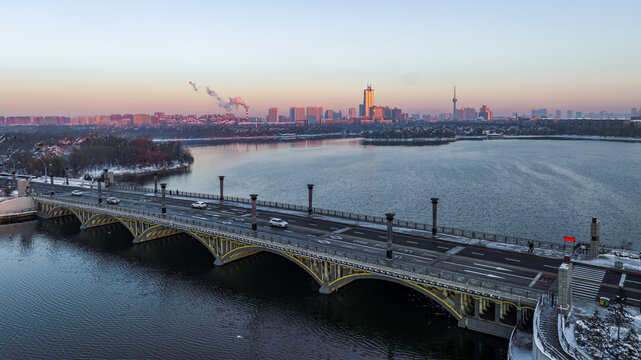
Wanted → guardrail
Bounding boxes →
[559,314,592,360]
[108,183,565,251]
[34,195,544,304]
[533,296,570,360]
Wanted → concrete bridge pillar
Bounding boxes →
[474,298,480,319]
[219,176,225,203]
[250,194,258,230]
[385,213,394,260]
[161,183,167,214]
[590,217,600,258]
[494,301,501,323]
[307,184,314,215]
[98,180,102,204]
[558,256,572,316]
[431,197,439,236]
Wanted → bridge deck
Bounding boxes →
[26,180,641,307]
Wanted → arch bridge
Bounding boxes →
[35,196,539,338]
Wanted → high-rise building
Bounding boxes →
[531,109,548,117]
[576,111,583,118]
[632,108,638,116]
[457,107,477,121]
[452,86,458,120]
[289,107,305,123]
[370,106,385,122]
[567,110,574,118]
[324,110,334,119]
[306,107,323,124]
[555,110,562,118]
[361,85,374,117]
[478,105,493,121]
[348,108,356,118]
[267,107,279,123]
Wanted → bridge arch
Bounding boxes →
[324,274,463,320]
[214,246,324,286]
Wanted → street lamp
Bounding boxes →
[38,158,48,179]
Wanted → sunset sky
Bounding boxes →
[1,0,640,116]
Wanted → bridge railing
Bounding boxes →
[107,183,566,253]
[34,195,544,304]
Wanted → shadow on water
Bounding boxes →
[7,217,507,359]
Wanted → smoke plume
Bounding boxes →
[205,87,234,112]
[188,81,198,92]
[229,97,250,111]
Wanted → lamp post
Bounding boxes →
[161,183,167,214]
[50,173,54,197]
[154,172,158,195]
[219,176,225,203]
[65,167,69,185]
[431,198,439,236]
[307,184,314,215]
[98,180,103,204]
[386,213,395,260]
[38,158,47,179]
[250,194,258,230]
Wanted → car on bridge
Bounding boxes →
[106,197,120,204]
[269,218,288,228]
[71,190,83,196]
[191,201,207,209]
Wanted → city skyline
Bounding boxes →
[1,1,640,116]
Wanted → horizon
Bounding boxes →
[1,1,640,116]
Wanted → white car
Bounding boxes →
[269,218,288,228]
[71,190,83,196]
[106,197,120,204]
[191,201,207,209]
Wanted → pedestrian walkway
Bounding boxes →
[571,265,605,300]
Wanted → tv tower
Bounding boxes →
[452,85,457,121]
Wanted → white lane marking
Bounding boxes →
[354,231,365,235]
[443,261,534,281]
[307,234,316,238]
[619,274,627,287]
[471,252,484,256]
[330,227,339,230]
[193,216,208,220]
[544,265,558,269]
[308,223,318,227]
[406,240,418,244]
[529,273,543,288]
[463,270,504,279]
[378,236,387,239]
[437,246,449,250]
[353,240,368,245]
[473,263,513,272]
[505,258,521,262]
[284,230,293,233]
[287,219,296,223]
[626,279,641,286]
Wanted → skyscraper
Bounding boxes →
[567,110,574,118]
[267,107,279,123]
[348,108,356,118]
[452,86,458,120]
[479,105,493,121]
[361,85,374,117]
[306,107,323,124]
[555,110,561,118]
[289,107,305,123]
[632,108,638,116]
[576,111,583,118]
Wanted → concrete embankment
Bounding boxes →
[0,197,37,224]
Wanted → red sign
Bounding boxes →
[564,236,575,242]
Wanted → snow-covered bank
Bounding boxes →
[79,161,189,178]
